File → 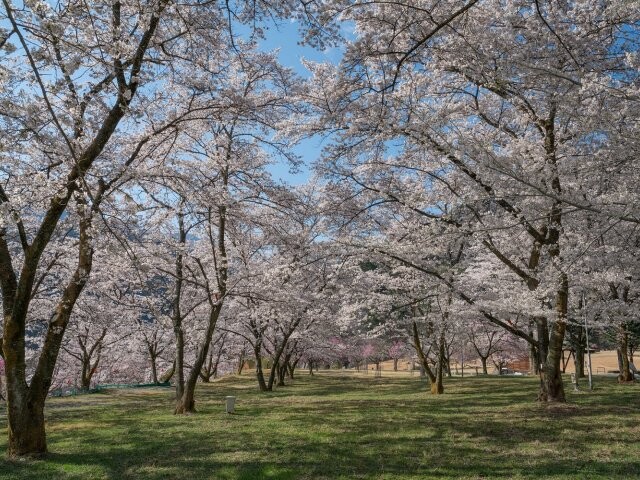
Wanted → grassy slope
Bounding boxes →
[0,373,639,480]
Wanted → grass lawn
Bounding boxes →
[1,372,639,479]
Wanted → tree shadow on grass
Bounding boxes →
[1,374,639,480]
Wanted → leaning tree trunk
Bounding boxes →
[175,302,222,414]
[412,322,442,395]
[4,208,95,456]
[160,360,176,383]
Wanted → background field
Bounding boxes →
[1,373,639,480]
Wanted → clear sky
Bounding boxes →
[257,20,345,185]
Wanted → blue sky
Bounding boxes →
[257,20,345,185]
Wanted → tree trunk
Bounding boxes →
[287,358,297,379]
[393,358,398,371]
[160,360,176,383]
[434,328,445,394]
[254,346,268,391]
[538,274,567,403]
[276,362,286,387]
[174,389,195,414]
[412,321,442,394]
[237,351,245,375]
[618,325,634,382]
[80,358,92,392]
[308,361,314,376]
[480,356,488,375]
[6,393,47,458]
[175,303,223,414]
[150,352,159,384]
[529,342,539,374]
[574,344,585,379]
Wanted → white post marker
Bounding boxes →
[225,396,236,414]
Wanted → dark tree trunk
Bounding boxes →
[176,303,223,414]
[6,394,47,457]
[254,345,268,391]
[412,321,442,395]
[393,358,398,371]
[574,345,585,379]
[618,325,634,382]
[480,356,488,375]
[174,389,195,414]
[529,342,539,374]
[80,358,93,392]
[434,328,445,394]
[287,357,298,379]
[150,353,159,384]
[538,274,567,403]
[237,351,246,375]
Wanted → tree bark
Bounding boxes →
[150,354,159,384]
[159,360,176,383]
[574,345,585,379]
[618,325,634,382]
[254,345,268,391]
[412,321,442,394]
[538,274,567,402]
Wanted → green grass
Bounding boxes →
[1,373,639,479]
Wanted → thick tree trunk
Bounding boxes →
[412,321,442,394]
[618,326,634,382]
[80,361,92,392]
[480,356,488,375]
[393,358,398,371]
[174,389,195,414]
[6,394,47,458]
[308,361,314,376]
[538,274,567,403]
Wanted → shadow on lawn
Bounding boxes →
[1,374,639,479]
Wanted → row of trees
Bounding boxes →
[1,0,638,458]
